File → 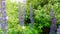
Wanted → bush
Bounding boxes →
[6,0,60,34]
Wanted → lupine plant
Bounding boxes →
[18,0,26,27]
[18,0,26,34]
[30,3,34,28]
[3,0,60,34]
[18,2,24,26]
[2,1,8,34]
[18,1,22,34]
[49,8,56,34]
[0,0,8,34]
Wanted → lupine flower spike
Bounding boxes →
[18,0,26,27]
[0,0,5,34]
[2,1,8,34]
[50,8,56,34]
[18,2,24,26]
[18,0,26,34]
[30,3,34,28]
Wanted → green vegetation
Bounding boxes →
[6,0,60,34]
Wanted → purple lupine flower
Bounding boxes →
[18,1,26,34]
[51,18,56,24]
[2,7,6,10]
[2,1,6,6]
[18,2,24,26]
[57,25,60,34]
[3,11,7,17]
[1,1,8,34]
[50,8,56,34]
[30,3,34,23]
[18,1,26,26]
[30,3,34,28]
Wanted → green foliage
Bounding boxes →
[6,0,60,34]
